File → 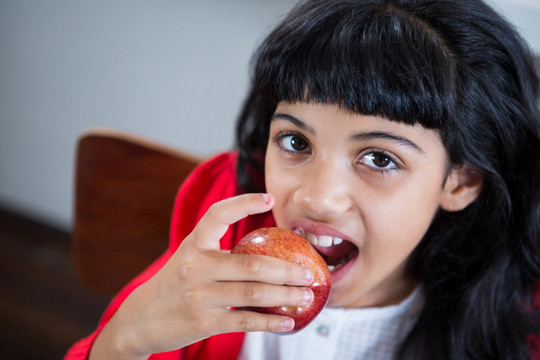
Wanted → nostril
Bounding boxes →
[293,188,351,215]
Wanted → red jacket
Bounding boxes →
[65,151,540,359]
[65,152,275,360]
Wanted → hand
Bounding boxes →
[89,193,314,359]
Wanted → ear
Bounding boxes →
[440,165,484,212]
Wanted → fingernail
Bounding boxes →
[304,268,314,284]
[302,288,313,304]
[282,318,294,331]
[261,193,271,205]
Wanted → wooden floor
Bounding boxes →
[0,208,111,360]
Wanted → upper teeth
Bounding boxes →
[304,232,343,247]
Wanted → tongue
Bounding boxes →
[313,240,357,260]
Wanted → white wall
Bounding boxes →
[1,0,539,231]
[0,0,298,229]
[486,0,540,52]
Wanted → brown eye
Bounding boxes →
[290,136,308,151]
[360,151,398,171]
[372,153,391,167]
[279,135,310,152]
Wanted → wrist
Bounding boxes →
[89,318,150,360]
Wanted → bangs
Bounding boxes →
[253,1,458,129]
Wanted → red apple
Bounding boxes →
[231,227,331,333]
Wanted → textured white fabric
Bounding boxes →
[238,286,425,360]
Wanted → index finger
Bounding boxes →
[204,251,314,286]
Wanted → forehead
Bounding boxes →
[257,1,457,132]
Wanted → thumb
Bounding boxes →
[187,193,274,251]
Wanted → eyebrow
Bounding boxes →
[351,132,424,153]
[271,113,315,134]
[271,112,424,153]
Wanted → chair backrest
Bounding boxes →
[72,128,202,296]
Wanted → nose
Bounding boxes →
[293,159,353,215]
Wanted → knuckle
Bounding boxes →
[285,263,297,283]
[243,283,262,302]
[240,193,253,207]
[179,294,214,334]
[238,314,257,331]
[205,202,222,221]
[241,255,262,275]
[182,287,203,306]
[267,318,281,332]
[179,261,193,280]
[177,255,197,281]
[285,288,296,305]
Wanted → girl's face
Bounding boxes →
[265,101,450,308]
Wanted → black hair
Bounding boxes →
[235,0,540,358]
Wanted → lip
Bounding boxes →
[288,219,353,242]
[329,251,358,284]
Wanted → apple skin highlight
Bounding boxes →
[231,227,332,333]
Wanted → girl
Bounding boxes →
[66,0,540,359]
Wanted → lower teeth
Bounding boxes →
[327,263,344,272]
[326,251,356,272]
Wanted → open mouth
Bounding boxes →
[295,229,359,272]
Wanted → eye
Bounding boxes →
[359,151,399,171]
[277,134,310,153]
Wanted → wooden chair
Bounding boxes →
[72,128,202,296]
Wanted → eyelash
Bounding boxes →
[357,150,401,174]
[273,132,312,155]
[272,132,402,173]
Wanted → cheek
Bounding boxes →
[264,158,280,196]
[366,182,442,250]
[264,158,289,223]
[264,151,300,196]
[359,200,436,287]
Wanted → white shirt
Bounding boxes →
[238,286,425,360]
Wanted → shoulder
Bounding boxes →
[170,151,240,241]
[176,151,241,212]
[184,151,239,192]
[169,151,253,250]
